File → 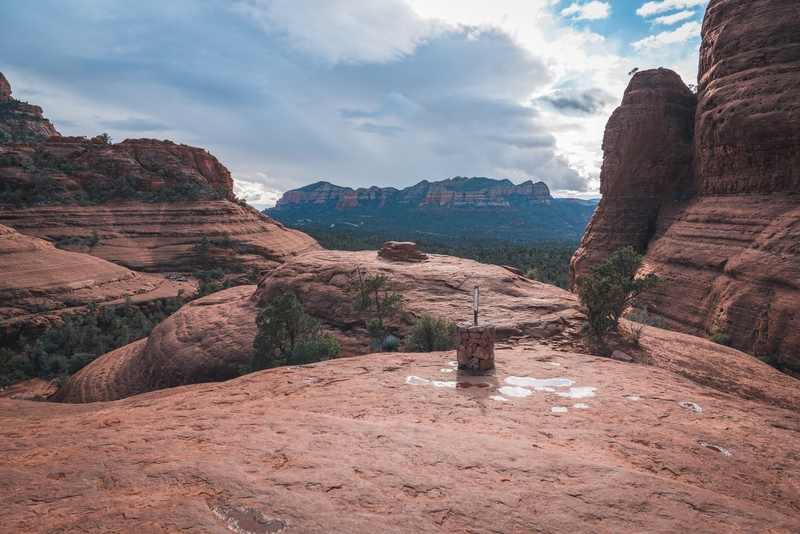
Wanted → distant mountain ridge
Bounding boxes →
[265,177,598,243]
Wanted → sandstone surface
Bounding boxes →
[570,0,800,375]
[377,241,428,262]
[56,251,585,403]
[0,200,319,273]
[53,286,260,403]
[3,343,800,532]
[0,224,192,344]
[0,72,59,142]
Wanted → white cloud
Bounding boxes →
[233,0,442,66]
[636,0,707,18]
[632,21,702,49]
[560,2,611,21]
[652,10,696,25]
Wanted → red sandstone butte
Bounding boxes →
[571,0,800,376]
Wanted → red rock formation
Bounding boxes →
[0,224,193,343]
[377,241,428,262]
[4,338,800,532]
[56,250,587,402]
[569,68,696,289]
[0,201,319,272]
[694,0,800,194]
[0,72,60,142]
[571,0,800,376]
[52,286,259,403]
[0,135,320,272]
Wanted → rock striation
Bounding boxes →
[0,224,192,344]
[0,72,59,142]
[266,177,596,243]
[0,134,319,272]
[571,0,800,376]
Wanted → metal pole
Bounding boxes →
[473,285,479,326]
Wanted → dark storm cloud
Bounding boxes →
[536,87,616,116]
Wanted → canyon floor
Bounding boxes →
[3,338,799,533]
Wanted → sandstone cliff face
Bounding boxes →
[695,0,800,194]
[571,0,800,376]
[267,177,591,243]
[570,69,696,289]
[0,201,320,272]
[0,72,59,142]
[275,177,553,211]
[0,135,319,271]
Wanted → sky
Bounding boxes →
[0,0,708,208]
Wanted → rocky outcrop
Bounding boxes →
[0,132,319,272]
[694,0,800,194]
[0,72,59,142]
[0,201,320,272]
[56,250,587,402]
[570,0,800,376]
[377,241,428,262]
[0,224,193,344]
[52,286,259,403]
[0,135,234,201]
[5,336,800,532]
[267,177,595,243]
[569,68,696,289]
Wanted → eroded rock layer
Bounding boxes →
[571,0,800,375]
[0,201,319,272]
[0,72,59,142]
[53,286,259,403]
[569,68,696,289]
[0,224,192,343]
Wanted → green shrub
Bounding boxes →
[755,354,780,369]
[709,333,731,346]
[241,292,340,373]
[578,246,663,340]
[371,335,399,353]
[627,306,669,329]
[352,270,404,341]
[404,315,457,352]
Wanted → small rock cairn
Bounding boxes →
[378,241,428,262]
[456,323,496,370]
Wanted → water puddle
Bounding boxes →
[407,376,492,389]
[497,386,532,398]
[551,406,568,413]
[301,377,316,382]
[406,376,456,388]
[489,395,508,402]
[456,382,492,389]
[627,395,641,401]
[440,369,454,373]
[213,506,287,534]
[573,403,589,409]
[505,376,574,388]
[548,362,561,366]
[448,361,458,367]
[557,387,596,399]
[699,441,731,456]
[287,366,303,370]
[679,401,703,413]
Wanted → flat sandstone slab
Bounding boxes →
[2,348,799,532]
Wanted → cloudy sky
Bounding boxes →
[0,0,707,208]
